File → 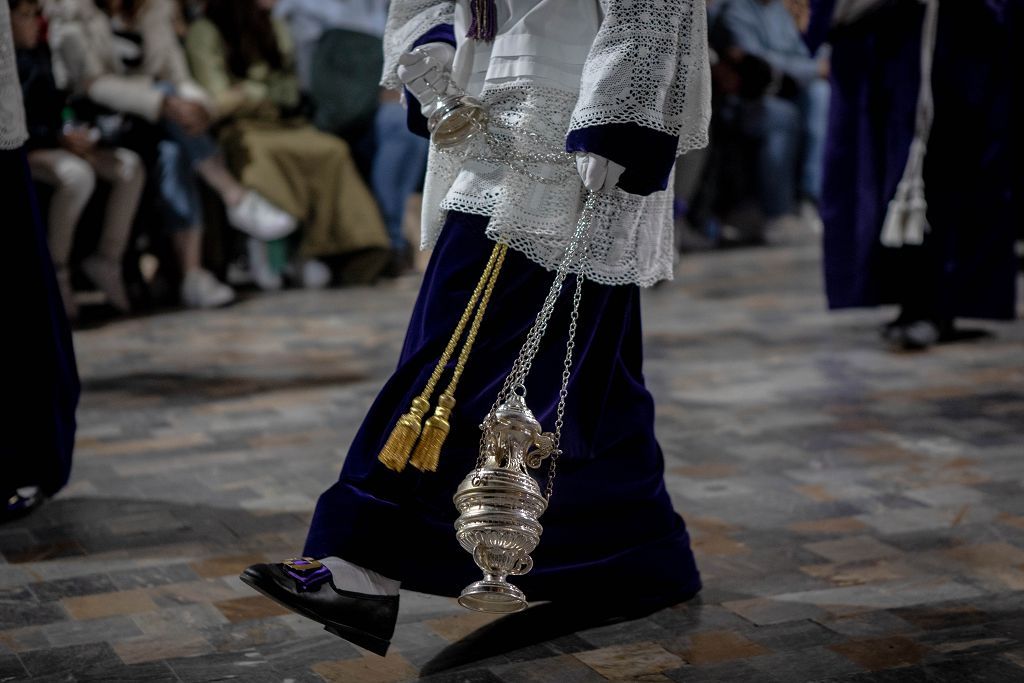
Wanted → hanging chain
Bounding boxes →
[545,239,588,499]
[447,115,596,493]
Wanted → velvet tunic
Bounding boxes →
[304,211,701,605]
[2,148,80,496]
[808,0,1021,320]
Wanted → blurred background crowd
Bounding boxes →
[9,0,840,324]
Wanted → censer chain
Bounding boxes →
[476,192,597,495]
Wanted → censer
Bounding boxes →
[455,194,596,613]
[376,66,596,613]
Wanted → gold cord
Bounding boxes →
[378,242,506,472]
[411,244,507,471]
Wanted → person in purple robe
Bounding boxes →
[1,0,80,523]
[240,0,711,657]
[807,0,1021,349]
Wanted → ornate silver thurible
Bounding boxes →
[454,194,596,613]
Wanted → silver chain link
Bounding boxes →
[452,120,595,497]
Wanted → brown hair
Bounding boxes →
[204,0,283,78]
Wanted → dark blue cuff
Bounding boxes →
[565,124,678,196]
[405,24,457,138]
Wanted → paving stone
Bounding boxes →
[19,642,124,676]
[828,636,929,671]
[492,654,606,682]
[27,573,118,602]
[0,655,27,681]
[573,641,684,679]
[747,645,864,680]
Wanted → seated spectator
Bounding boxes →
[45,0,296,307]
[715,0,830,233]
[274,0,429,273]
[13,0,142,319]
[185,0,391,288]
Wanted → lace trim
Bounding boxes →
[381,0,455,90]
[0,2,28,150]
[570,0,711,157]
[421,80,677,288]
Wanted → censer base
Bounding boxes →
[458,579,528,613]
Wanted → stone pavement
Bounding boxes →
[2,238,1023,682]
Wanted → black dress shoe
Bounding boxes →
[240,558,398,656]
[1,486,44,524]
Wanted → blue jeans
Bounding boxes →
[746,78,831,217]
[153,82,219,232]
[370,101,429,248]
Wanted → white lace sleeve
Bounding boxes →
[381,0,455,90]
[0,1,28,150]
[569,0,711,156]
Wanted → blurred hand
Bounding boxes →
[575,152,625,193]
[818,58,830,79]
[397,42,456,116]
[60,128,96,157]
[162,95,211,136]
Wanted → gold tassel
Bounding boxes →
[410,394,455,472]
[378,396,430,472]
[377,243,505,472]
[410,245,508,472]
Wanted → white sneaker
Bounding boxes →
[246,238,283,291]
[799,199,824,235]
[81,255,130,313]
[181,269,235,309]
[297,258,331,289]
[226,191,297,241]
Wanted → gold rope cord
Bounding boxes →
[377,242,507,472]
[410,243,508,471]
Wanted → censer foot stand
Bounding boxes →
[459,577,527,613]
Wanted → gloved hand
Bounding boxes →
[397,42,457,117]
[575,152,626,193]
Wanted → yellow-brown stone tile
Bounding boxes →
[574,641,684,679]
[213,595,291,623]
[62,588,158,620]
[189,554,266,579]
[114,635,214,665]
[673,630,771,665]
[424,609,502,642]
[829,636,928,671]
[789,517,868,535]
[670,463,738,478]
[312,652,418,682]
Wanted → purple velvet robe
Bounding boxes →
[808,0,1021,320]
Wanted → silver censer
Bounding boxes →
[398,51,489,149]
[453,393,555,612]
[451,193,597,613]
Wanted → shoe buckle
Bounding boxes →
[283,557,323,573]
[282,557,331,592]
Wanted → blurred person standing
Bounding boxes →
[808,0,1020,349]
[45,0,297,307]
[274,0,430,275]
[14,0,143,320]
[1,0,79,521]
[185,0,392,288]
[717,0,830,233]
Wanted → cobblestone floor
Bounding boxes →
[2,237,1023,682]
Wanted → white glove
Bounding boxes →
[575,153,626,192]
[397,42,456,117]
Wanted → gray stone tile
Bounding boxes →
[0,655,28,681]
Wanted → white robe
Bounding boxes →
[383,0,710,287]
